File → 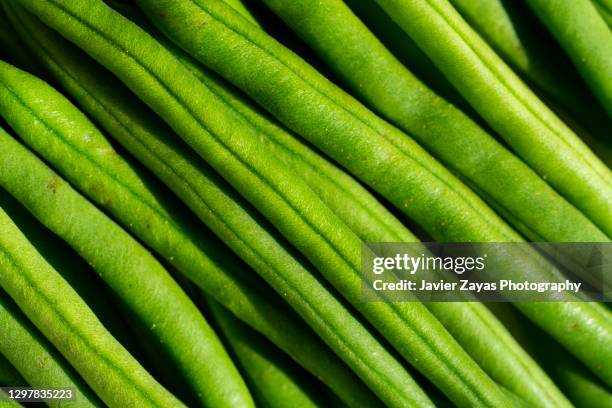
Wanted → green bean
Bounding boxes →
[208,299,328,408]
[19,1,504,406]
[524,0,612,117]
[0,60,253,408]
[0,289,101,408]
[250,2,603,400]
[0,186,142,361]
[105,0,415,245]
[0,181,181,407]
[0,113,243,407]
[175,1,578,405]
[259,0,606,241]
[146,26,415,243]
[373,0,612,236]
[447,0,612,141]
[0,351,26,387]
[342,0,467,110]
[119,0,612,386]
[2,7,393,407]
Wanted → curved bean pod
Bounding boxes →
[120,0,612,386]
[0,113,240,407]
[2,7,396,407]
[0,176,182,407]
[194,1,580,406]
[0,185,141,359]
[523,0,612,117]
[102,0,416,245]
[208,299,328,408]
[19,0,505,406]
[372,0,612,236]
[0,61,252,408]
[260,0,606,241]
[0,290,100,408]
[447,0,611,140]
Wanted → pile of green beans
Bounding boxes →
[0,0,609,407]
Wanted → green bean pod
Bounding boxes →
[343,0,468,109]
[0,61,252,408]
[2,7,401,407]
[372,0,612,236]
[523,0,612,117]
[208,299,328,408]
[259,0,606,242]
[104,0,416,245]
[171,1,578,406]
[120,0,612,386]
[0,186,141,360]
[0,109,246,407]
[0,179,182,407]
[19,1,508,406]
[547,361,612,408]
[447,0,611,140]
[150,31,415,243]
[0,290,101,408]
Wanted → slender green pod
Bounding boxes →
[0,290,101,408]
[342,0,467,110]
[21,0,512,406]
[523,0,612,117]
[0,116,244,407]
[447,0,612,141]
[82,0,415,245]
[542,94,612,169]
[372,0,611,236]
[0,186,142,360]
[127,10,415,244]
[0,184,181,407]
[121,0,612,386]
[3,7,398,408]
[251,3,605,398]
[177,1,577,405]
[208,299,328,408]
[536,343,612,408]
[548,362,612,408]
[259,0,607,245]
